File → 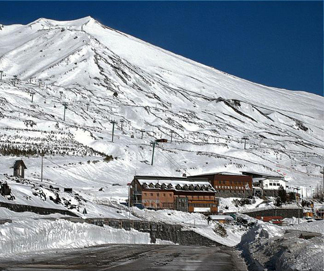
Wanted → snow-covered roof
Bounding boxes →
[136,178,215,192]
[190,171,244,177]
[241,171,283,179]
[10,160,27,169]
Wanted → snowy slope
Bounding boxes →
[0,17,323,208]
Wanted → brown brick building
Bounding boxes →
[130,176,218,214]
[189,172,253,198]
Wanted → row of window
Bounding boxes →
[216,180,249,184]
[188,203,217,207]
[215,190,246,194]
[142,193,214,200]
[143,192,173,197]
[268,183,282,187]
[215,185,248,190]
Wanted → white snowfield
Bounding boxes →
[0,17,322,201]
[0,17,323,259]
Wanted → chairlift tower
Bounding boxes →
[242,136,249,150]
[140,129,145,139]
[120,119,125,131]
[30,92,35,103]
[150,140,158,166]
[62,102,68,121]
[170,130,174,143]
[110,120,117,142]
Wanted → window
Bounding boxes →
[157,193,159,197]
[163,193,166,197]
[151,193,153,196]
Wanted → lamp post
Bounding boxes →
[40,150,45,182]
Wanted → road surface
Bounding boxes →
[0,244,247,271]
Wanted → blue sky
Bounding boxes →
[0,1,323,96]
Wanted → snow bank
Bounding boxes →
[284,219,324,234]
[238,218,324,271]
[0,219,150,257]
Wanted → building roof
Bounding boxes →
[136,178,215,192]
[189,171,244,177]
[134,175,186,180]
[11,160,27,169]
[241,171,283,179]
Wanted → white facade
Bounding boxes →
[261,178,287,190]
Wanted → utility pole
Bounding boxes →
[127,182,131,219]
[111,120,117,142]
[0,71,3,81]
[170,130,174,143]
[30,92,35,103]
[321,167,324,199]
[150,140,158,165]
[140,129,145,139]
[40,151,45,182]
[242,136,249,150]
[120,119,125,131]
[62,102,68,121]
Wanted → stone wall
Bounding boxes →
[63,217,222,246]
[242,208,303,219]
[0,201,78,217]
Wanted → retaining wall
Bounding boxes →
[0,201,78,217]
[242,208,303,219]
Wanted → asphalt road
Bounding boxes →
[0,244,247,271]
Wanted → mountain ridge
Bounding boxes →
[0,17,323,200]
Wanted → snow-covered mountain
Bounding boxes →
[0,16,323,201]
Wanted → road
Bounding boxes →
[0,244,247,271]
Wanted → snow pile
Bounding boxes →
[238,219,324,271]
[284,219,324,234]
[0,219,151,257]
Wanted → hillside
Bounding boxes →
[0,17,323,209]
